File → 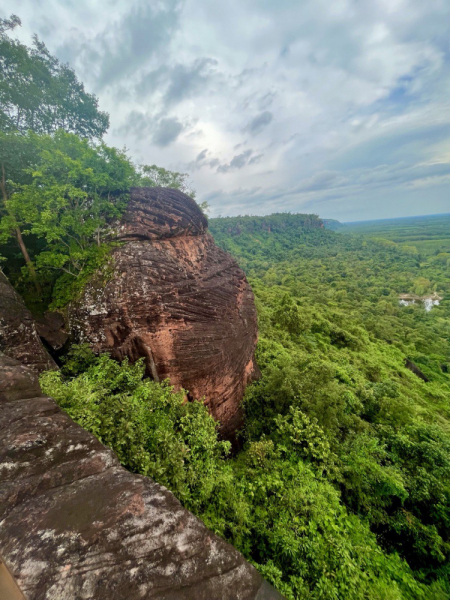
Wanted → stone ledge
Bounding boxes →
[0,356,284,600]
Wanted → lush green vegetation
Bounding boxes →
[322,218,346,231]
[40,341,445,600]
[3,13,450,600]
[41,214,450,599]
[210,216,450,597]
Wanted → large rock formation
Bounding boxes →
[0,270,56,372]
[69,187,259,437]
[0,355,283,600]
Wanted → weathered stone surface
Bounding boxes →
[0,270,56,372]
[69,187,259,438]
[0,356,284,600]
[35,311,68,351]
[0,353,42,401]
[119,186,208,241]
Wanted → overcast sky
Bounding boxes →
[8,0,450,221]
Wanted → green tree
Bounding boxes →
[0,15,109,286]
[0,15,108,137]
[136,164,195,198]
[0,131,40,285]
[40,348,231,508]
[4,131,135,278]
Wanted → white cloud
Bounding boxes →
[7,0,450,220]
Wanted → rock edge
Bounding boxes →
[0,355,284,600]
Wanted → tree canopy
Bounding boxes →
[0,15,109,138]
[2,131,135,277]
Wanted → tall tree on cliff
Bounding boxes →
[0,16,108,137]
[9,132,136,281]
[0,15,109,290]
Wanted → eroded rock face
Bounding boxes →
[119,186,208,240]
[35,311,68,351]
[69,187,259,437]
[0,270,56,372]
[0,356,284,600]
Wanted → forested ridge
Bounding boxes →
[208,214,450,596]
[2,14,450,600]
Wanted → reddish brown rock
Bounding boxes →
[0,355,284,600]
[119,186,208,240]
[69,187,259,437]
[0,269,56,372]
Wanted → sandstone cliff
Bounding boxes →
[69,187,259,437]
[0,355,284,600]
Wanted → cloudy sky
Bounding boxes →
[8,0,450,221]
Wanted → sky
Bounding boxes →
[7,0,450,221]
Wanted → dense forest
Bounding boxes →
[40,214,450,599]
[2,15,450,600]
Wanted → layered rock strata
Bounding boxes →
[69,187,259,437]
[0,270,56,372]
[0,355,283,600]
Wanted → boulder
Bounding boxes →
[69,188,259,438]
[0,355,284,600]
[0,270,56,372]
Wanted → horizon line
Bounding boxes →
[343,212,450,225]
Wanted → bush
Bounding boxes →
[40,350,230,507]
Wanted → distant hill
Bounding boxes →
[322,218,345,231]
[209,212,323,237]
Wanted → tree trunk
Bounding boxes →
[14,227,41,294]
[1,164,41,295]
